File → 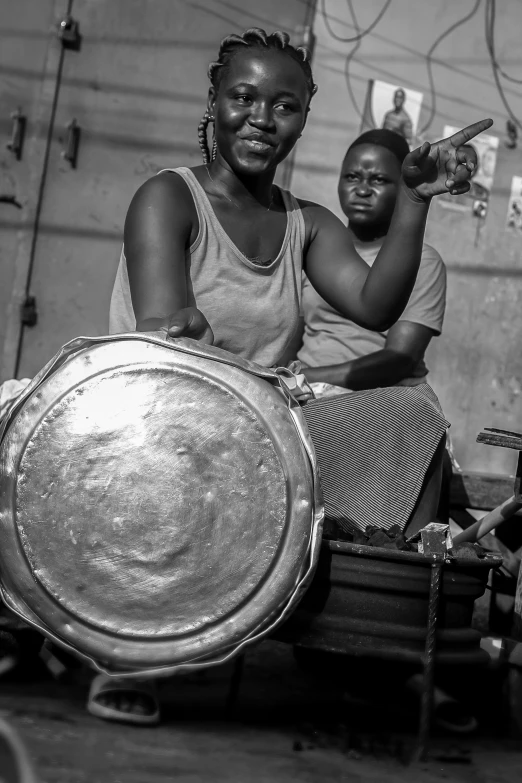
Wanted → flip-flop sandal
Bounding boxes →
[432,690,478,734]
[406,674,478,734]
[87,674,160,726]
[0,717,38,783]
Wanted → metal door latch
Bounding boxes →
[58,15,81,51]
[6,107,26,160]
[61,118,81,169]
[21,295,38,327]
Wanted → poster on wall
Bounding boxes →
[360,79,423,147]
[438,125,499,219]
[506,176,522,231]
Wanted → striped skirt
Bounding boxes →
[302,383,449,533]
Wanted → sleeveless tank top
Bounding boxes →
[109,167,306,368]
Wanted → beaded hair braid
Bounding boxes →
[198,27,318,164]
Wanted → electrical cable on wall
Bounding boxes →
[343,0,364,120]
[320,0,392,45]
[484,0,522,85]
[320,0,392,120]
[485,0,522,131]
[419,0,482,135]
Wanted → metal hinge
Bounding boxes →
[58,15,81,51]
[21,295,38,327]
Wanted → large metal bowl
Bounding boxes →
[0,334,323,676]
[275,540,502,665]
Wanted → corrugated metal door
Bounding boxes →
[14,0,314,379]
[0,0,70,382]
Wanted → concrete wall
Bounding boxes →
[291,0,522,475]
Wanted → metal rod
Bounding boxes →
[453,495,522,545]
[413,558,443,763]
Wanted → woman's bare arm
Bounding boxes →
[303,187,429,331]
[124,172,214,342]
[302,321,435,389]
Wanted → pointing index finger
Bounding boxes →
[450,118,493,147]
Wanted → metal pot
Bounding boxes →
[275,541,502,665]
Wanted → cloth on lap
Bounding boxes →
[303,383,448,533]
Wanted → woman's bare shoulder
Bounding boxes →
[124,169,203,260]
[125,169,201,253]
[129,169,196,216]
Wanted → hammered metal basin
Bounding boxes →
[0,336,318,673]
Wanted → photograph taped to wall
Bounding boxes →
[506,175,522,231]
[439,125,499,217]
[360,79,423,147]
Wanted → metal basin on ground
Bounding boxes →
[275,540,502,665]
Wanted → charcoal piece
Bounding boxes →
[336,529,354,543]
[322,518,339,540]
[395,534,411,551]
[387,524,402,538]
[365,524,380,537]
[367,530,391,548]
[353,529,368,545]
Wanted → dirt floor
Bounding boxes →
[1,641,521,783]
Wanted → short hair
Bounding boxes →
[346,129,410,165]
[208,28,317,100]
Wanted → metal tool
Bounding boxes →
[413,555,443,763]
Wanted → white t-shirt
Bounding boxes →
[298,238,446,385]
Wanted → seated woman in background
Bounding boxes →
[299,128,446,397]
[296,130,477,733]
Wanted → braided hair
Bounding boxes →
[198,28,318,164]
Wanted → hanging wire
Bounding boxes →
[343,0,364,119]
[485,0,522,84]
[485,0,522,130]
[419,0,482,135]
[320,0,392,44]
[319,0,392,121]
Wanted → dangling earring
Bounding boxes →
[197,110,215,165]
[211,123,217,161]
[206,110,217,161]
